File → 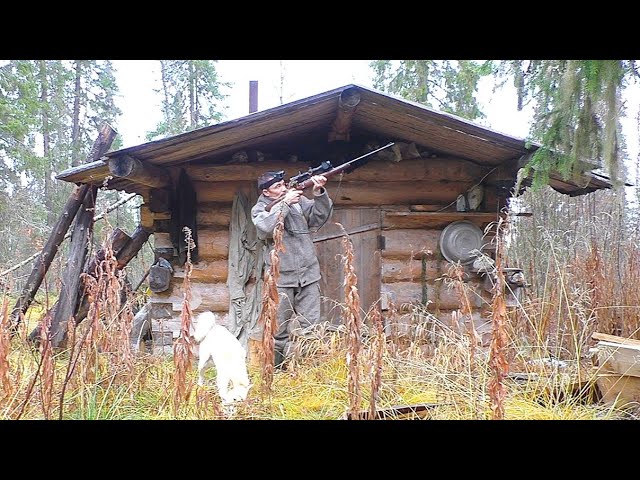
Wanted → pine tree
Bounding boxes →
[147,60,229,140]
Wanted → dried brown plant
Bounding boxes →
[57,317,80,418]
[78,232,122,383]
[114,285,136,383]
[619,243,640,339]
[39,311,54,419]
[77,273,103,384]
[258,208,286,396]
[488,217,510,420]
[174,227,196,413]
[443,262,482,366]
[13,277,53,420]
[368,304,384,419]
[583,240,608,332]
[0,289,13,403]
[94,238,135,383]
[340,228,363,419]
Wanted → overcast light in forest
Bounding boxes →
[111,60,639,190]
[113,60,535,147]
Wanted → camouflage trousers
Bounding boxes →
[274,281,322,360]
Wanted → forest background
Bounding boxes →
[1,59,639,343]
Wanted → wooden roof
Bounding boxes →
[57,84,613,197]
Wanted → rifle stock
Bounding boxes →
[264,142,395,212]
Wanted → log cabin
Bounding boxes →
[56,84,615,354]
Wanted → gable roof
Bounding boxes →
[57,84,614,197]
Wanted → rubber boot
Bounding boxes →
[274,349,286,370]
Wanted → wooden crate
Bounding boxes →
[591,332,640,407]
[595,373,640,406]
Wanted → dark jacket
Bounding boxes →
[251,189,332,288]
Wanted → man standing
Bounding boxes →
[251,170,333,368]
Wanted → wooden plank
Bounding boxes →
[315,208,380,325]
[331,180,474,207]
[197,203,232,227]
[410,204,451,212]
[139,204,154,230]
[173,259,228,282]
[381,258,439,282]
[595,373,640,406]
[383,211,499,230]
[196,229,230,260]
[152,281,229,313]
[595,341,640,377]
[382,281,484,310]
[381,229,440,259]
[185,156,488,184]
[312,222,379,243]
[592,332,640,347]
[108,155,171,188]
[342,403,443,420]
[194,181,253,203]
[194,179,476,206]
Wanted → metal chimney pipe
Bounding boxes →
[249,81,258,113]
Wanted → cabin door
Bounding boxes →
[313,207,381,326]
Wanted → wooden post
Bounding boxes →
[10,123,117,330]
[328,87,360,142]
[108,155,171,188]
[28,225,151,345]
[116,225,152,268]
[49,185,98,347]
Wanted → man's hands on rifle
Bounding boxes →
[310,174,327,195]
[283,188,303,206]
[284,175,326,205]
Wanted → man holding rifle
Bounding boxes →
[251,170,333,369]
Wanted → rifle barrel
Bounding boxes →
[265,142,395,212]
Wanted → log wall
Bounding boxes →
[145,155,506,353]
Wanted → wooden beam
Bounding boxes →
[342,403,443,420]
[73,225,151,329]
[188,156,488,184]
[595,341,640,377]
[11,123,117,330]
[29,224,154,345]
[312,222,380,243]
[328,87,361,142]
[592,332,640,347]
[383,211,500,230]
[149,188,171,212]
[85,228,132,276]
[116,225,152,268]
[50,185,98,347]
[108,154,171,188]
[29,213,128,345]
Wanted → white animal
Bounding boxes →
[192,311,252,406]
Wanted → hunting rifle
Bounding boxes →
[265,141,395,212]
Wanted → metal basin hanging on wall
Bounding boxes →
[439,220,484,265]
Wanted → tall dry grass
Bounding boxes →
[258,207,285,396]
[340,228,363,419]
[487,217,509,420]
[2,194,640,419]
[173,226,196,414]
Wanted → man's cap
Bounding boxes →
[258,170,285,190]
